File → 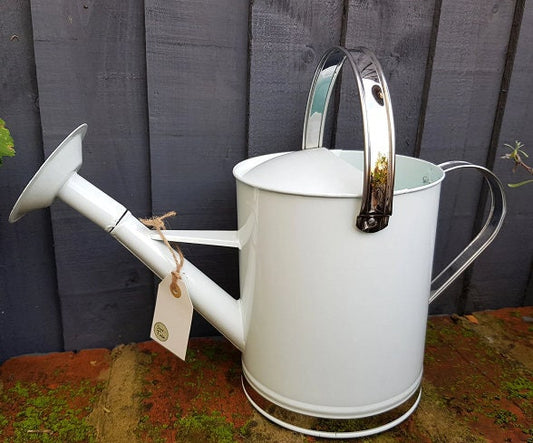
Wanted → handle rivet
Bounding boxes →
[372,85,384,106]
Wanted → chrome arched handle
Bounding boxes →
[429,161,507,304]
[302,47,395,233]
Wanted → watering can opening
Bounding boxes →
[234,147,446,198]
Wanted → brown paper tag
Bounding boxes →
[150,274,193,360]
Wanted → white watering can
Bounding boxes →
[10,47,506,438]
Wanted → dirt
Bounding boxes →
[469,308,533,371]
[87,344,150,442]
[0,307,531,442]
[423,307,533,442]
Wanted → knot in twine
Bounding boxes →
[140,211,184,297]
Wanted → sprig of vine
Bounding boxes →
[501,141,533,187]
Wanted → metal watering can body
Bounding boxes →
[234,152,443,422]
[9,47,506,438]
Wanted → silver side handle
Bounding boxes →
[429,161,507,304]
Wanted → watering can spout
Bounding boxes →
[9,124,245,351]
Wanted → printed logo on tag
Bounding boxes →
[153,322,169,342]
[150,273,193,361]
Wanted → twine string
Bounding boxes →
[140,211,184,297]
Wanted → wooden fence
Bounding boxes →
[1,0,531,361]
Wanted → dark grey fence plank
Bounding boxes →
[144,0,249,336]
[336,0,437,156]
[524,264,533,306]
[469,1,533,310]
[0,0,63,362]
[30,0,153,350]
[248,0,344,156]
[417,0,516,314]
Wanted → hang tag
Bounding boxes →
[150,273,193,361]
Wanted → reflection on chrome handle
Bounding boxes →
[429,161,507,304]
[302,47,395,233]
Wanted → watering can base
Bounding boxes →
[242,377,421,439]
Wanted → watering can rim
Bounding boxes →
[233,149,446,199]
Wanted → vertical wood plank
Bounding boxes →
[524,263,533,306]
[0,0,63,361]
[248,0,344,157]
[145,0,249,335]
[337,0,437,156]
[417,0,516,314]
[469,0,533,310]
[30,0,153,350]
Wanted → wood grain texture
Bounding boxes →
[248,0,344,156]
[0,0,63,362]
[30,0,154,350]
[145,0,249,335]
[336,0,437,156]
[417,0,516,314]
[469,0,533,310]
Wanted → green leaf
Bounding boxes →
[0,118,15,166]
[508,179,533,188]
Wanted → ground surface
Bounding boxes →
[0,306,531,442]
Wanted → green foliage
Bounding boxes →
[0,119,15,166]
[508,179,533,188]
[10,382,29,398]
[501,140,533,187]
[491,409,518,426]
[503,376,533,400]
[176,411,236,443]
[0,413,9,434]
[1,380,101,442]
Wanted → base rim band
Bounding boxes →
[242,377,421,439]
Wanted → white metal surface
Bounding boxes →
[234,150,443,417]
[150,230,241,249]
[9,124,87,223]
[58,173,127,232]
[237,147,363,197]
